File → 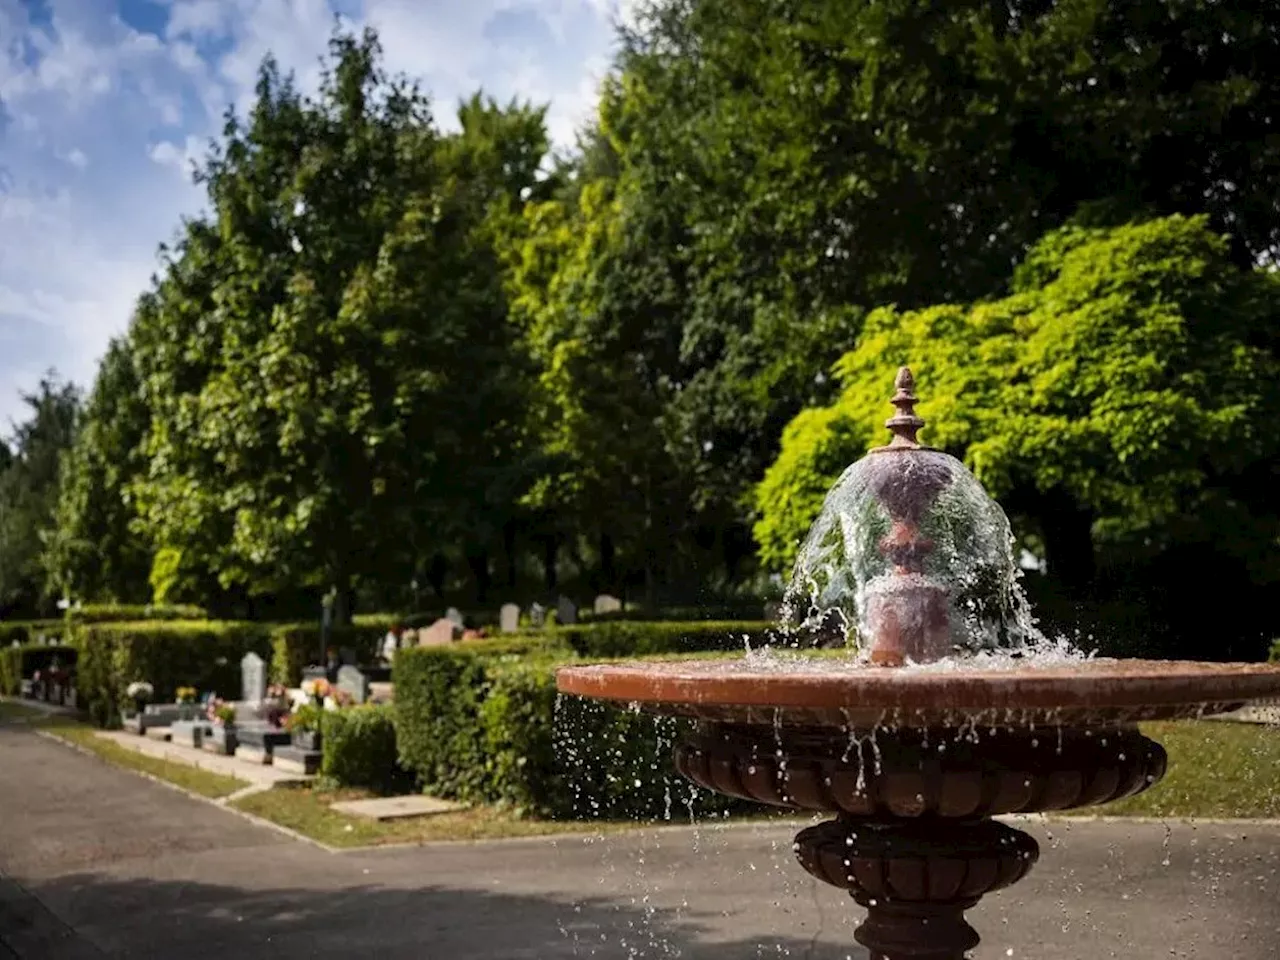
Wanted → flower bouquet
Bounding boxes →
[285,702,324,751]
[176,686,199,720]
[263,684,290,729]
[126,680,154,717]
[204,697,239,754]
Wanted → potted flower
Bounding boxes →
[285,703,323,751]
[263,684,290,729]
[205,698,238,755]
[126,681,154,717]
[175,686,198,720]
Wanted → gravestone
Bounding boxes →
[419,618,457,647]
[499,603,520,634]
[593,594,622,615]
[529,603,546,629]
[337,664,369,705]
[557,595,578,626]
[445,607,465,630]
[241,652,267,704]
[764,601,782,622]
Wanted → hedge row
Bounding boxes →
[0,620,68,647]
[555,620,772,658]
[392,641,747,820]
[0,644,77,696]
[77,621,272,727]
[1270,639,1280,663]
[66,604,208,625]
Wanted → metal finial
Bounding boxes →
[884,366,925,449]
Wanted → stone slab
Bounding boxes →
[121,715,143,735]
[329,795,466,821]
[143,726,171,742]
[272,746,321,775]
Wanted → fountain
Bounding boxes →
[556,366,1280,959]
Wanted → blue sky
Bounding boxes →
[0,0,633,430]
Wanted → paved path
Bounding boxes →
[2,723,1280,958]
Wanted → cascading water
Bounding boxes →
[782,367,1043,663]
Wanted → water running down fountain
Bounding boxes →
[557,366,1280,959]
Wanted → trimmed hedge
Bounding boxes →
[0,620,68,647]
[555,620,772,658]
[0,644,77,696]
[1270,639,1280,663]
[580,604,770,623]
[393,642,745,820]
[321,704,405,793]
[66,604,208,625]
[268,623,391,686]
[77,621,271,727]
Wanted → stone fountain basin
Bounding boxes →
[555,657,1280,728]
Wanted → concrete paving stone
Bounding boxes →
[329,795,466,821]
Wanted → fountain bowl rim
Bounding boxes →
[554,657,1280,727]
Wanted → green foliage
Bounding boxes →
[0,376,81,616]
[758,215,1280,657]
[0,644,77,696]
[1269,640,1280,664]
[287,702,324,733]
[77,621,272,728]
[555,620,769,658]
[392,643,744,819]
[321,704,404,792]
[41,338,151,605]
[65,604,208,625]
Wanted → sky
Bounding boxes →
[0,0,636,431]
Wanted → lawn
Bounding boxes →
[1089,720,1280,820]
[0,700,44,722]
[39,716,251,800]
[232,783,647,848]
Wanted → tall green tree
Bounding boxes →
[756,215,1280,658]
[0,375,82,615]
[42,337,151,603]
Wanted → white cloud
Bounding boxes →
[0,0,628,427]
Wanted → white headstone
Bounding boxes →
[528,603,546,629]
[499,603,520,633]
[445,607,465,630]
[556,595,578,626]
[337,664,369,705]
[241,652,267,703]
[593,594,622,615]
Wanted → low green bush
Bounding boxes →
[65,604,208,625]
[0,620,68,647]
[580,604,769,623]
[393,641,744,820]
[0,644,78,695]
[322,704,406,793]
[1270,639,1280,663]
[555,620,772,658]
[77,621,271,727]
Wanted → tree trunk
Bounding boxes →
[600,532,616,593]
[503,523,518,589]
[1039,491,1096,596]
[543,537,558,593]
[467,550,491,604]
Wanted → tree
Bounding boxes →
[606,0,1280,518]
[0,375,82,615]
[42,337,151,603]
[756,214,1280,658]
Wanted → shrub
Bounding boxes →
[65,604,208,625]
[1270,639,1280,663]
[393,641,745,820]
[322,704,405,793]
[555,621,772,658]
[0,620,69,647]
[0,644,77,696]
[77,621,271,728]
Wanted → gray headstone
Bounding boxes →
[240,652,267,703]
[528,602,546,629]
[419,618,457,647]
[593,594,622,615]
[445,607,465,630]
[556,595,578,626]
[337,664,369,705]
[764,601,782,622]
[499,603,520,633]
